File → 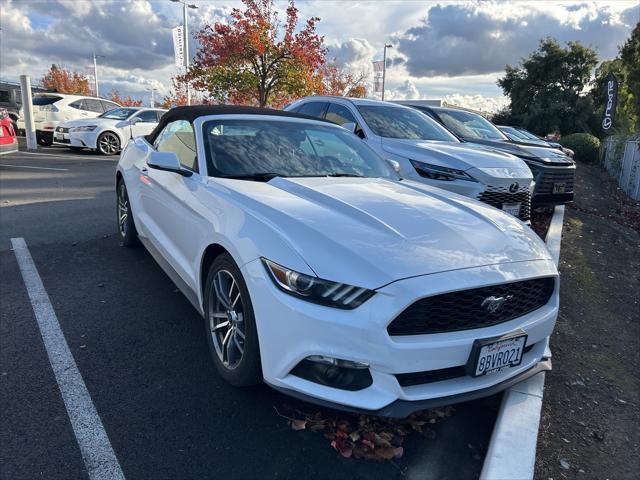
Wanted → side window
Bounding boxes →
[69,100,86,111]
[155,111,165,122]
[135,110,158,123]
[297,102,328,119]
[154,120,197,172]
[325,103,365,138]
[101,101,119,112]
[84,99,104,113]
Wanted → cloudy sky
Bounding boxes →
[1,0,637,112]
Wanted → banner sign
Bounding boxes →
[372,60,384,93]
[173,26,184,68]
[602,73,618,132]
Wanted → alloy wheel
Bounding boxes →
[208,269,246,369]
[99,132,120,155]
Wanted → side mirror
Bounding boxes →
[341,122,357,133]
[386,159,401,174]
[147,151,192,177]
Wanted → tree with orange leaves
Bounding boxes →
[41,65,91,95]
[159,77,189,109]
[107,89,143,107]
[318,62,367,98]
[183,0,326,107]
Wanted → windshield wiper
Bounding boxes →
[219,173,286,181]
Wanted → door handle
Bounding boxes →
[141,167,148,174]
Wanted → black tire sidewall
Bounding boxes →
[203,254,262,386]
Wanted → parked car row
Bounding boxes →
[17,93,121,146]
[395,102,576,206]
[115,105,559,417]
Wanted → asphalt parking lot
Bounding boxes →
[0,140,499,480]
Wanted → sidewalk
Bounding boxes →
[535,162,640,479]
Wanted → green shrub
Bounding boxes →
[560,133,601,163]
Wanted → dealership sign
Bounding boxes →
[602,73,618,132]
[172,26,184,69]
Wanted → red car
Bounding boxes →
[0,108,18,155]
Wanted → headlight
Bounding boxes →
[71,125,97,132]
[262,258,375,309]
[410,160,477,182]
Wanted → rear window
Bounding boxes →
[33,96,63,106]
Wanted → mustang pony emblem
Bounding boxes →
[481,295,513,313]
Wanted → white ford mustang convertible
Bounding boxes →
[116,106,558,417]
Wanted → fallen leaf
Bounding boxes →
[290,419,307,431]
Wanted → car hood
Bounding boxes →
[463,138,574,165]
[215,176,552,289]
[380,138,527,170]
[62,117,121,128]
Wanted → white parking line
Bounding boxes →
[12,150,86,159]
[0,164,69,171]
[11,238,126,480]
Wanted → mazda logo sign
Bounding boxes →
[509,182,519,193]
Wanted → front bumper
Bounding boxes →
[272,357,552,417]
[55,130,97,149]
[405,168,534,221]
[242,258,558,416]
[526,161,576,206]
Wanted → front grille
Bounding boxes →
[478,187,531,221]
[395,344,536,387]
[536,170,575,194]
[57,138,70,144]
[387,277,555,336]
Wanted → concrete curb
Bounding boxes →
[480,206,565,480]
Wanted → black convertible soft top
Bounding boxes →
[147,104,329,144]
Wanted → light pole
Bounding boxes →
[147,88,158,107]
[93,53,105,97]
[170,0,198,105]
[381,44,392,101]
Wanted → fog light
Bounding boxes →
[290,356,373,391]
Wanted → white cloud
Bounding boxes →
[442,94,509,113]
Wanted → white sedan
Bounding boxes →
[55,107,167,155]
[116,105,558,417]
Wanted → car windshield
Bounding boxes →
[517,128,543,141]
[436,109,508,141]
[203,119,396,180]
[500,126,529,140]
[100,108,138,120]
[357,105,459,142]
[32,95,62,105]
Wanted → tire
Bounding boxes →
[37,132,53,146]
[116,179,139,247]
[203,253,262,386]
[98,131,120,155]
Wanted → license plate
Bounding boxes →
[553,182,566,193]
[502,202,521,217]
[466,331,528,377]
[55,134,68,140]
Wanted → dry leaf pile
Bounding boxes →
[276,405,453,461]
